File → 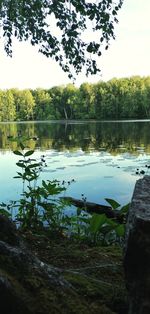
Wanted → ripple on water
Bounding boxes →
[42,169,56,173]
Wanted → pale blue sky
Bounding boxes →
[0,0,150,89]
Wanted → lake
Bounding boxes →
[0,120,150,207]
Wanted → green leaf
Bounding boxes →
[90,214,107,233]
[16,162,26,168]
[42,180,65,195]
[13,176,22,178]
[99,224,114,234]
[28,163,40,169]
[105,218,118,228]
[77,208,82,216]
[115,224,125,237]
[17,172,23,176]
[19,142,25,150]
[120,203,130,214]
[8,137,18,142]
[0,202,7,207]
[105,198,120,210]
[0,208,11,217]
[24,150,34,157]
[42,180,47,189]
[79,217,90,224]
[13,150,23,156]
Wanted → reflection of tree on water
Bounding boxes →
[0,123,37,151]
[0,123,18,151]
[1,121,150,155]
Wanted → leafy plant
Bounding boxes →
[105,197,130,223]
[0,138,129,246]
[66,210,127,246]
[105,198,121,210]
[2,139,68,232]
[0,204,11,218]
[68,197,130,245]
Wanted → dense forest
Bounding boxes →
[1,76,150,121]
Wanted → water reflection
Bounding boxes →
[0,120,150,154]
[0,120,150,205]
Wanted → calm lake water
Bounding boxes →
[0,120,150,206]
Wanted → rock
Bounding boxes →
[0,219,82,314]
[0,214,19,245]
[124,175,150,314]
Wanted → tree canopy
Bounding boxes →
[1,76,150,121]
[0,0,123,78]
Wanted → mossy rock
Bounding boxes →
[64,264,127,313]
[0,215,128,313]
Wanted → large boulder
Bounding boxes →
[124,175,150,314]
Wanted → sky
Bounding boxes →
[0,0,150,89]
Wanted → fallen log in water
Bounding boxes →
[62,196,124,223]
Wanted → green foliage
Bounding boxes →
[1,76,150,121]
[105,197,130,223]
[66,209,126,245]
[1,138,128,245]
[33,89,52,120]
[12,89,35,120]
[105,199,130,217]
[105,198,120,209]
[0,0,123,78]
[0,207,11,218]
[0,90,16,121]
[120,203,130,214]
[67,198,130,245]
[3,140,66,230]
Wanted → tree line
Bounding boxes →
[1,76,150,121]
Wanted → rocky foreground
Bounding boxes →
[0,214,128,314]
